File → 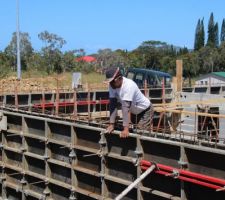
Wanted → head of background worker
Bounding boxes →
[105,67,152,138]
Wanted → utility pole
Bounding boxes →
[16,0,21,80]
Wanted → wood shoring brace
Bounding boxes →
[115,164,156,200]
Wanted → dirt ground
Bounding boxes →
[0,75,71,94]
[0,75,107,94]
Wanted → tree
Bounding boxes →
[38,31,66,74]
[159,56,176,75]
[0,52,11,78]
[207,13,216,48]
[194,19,203,50]
[181,52,200,86]
[62,50,77,72]
[4,32,33,70]
[198,46,219,73]
[26,52,47,73]
[220,19,225,44]
[135,41,165,69]
[218,42,225,70]
[214,22,219,47]
[96,48,126,72]
[200,19,205,48]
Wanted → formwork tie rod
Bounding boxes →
[115,164,156,200]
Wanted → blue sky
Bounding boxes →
[0,0,225,54]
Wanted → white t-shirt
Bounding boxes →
[109,77,151,114]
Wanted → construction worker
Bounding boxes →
[105,67,154,138]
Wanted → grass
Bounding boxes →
[82,72,105,84]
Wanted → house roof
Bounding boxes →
[212,72,225,78]
[76,56,96,63]
[196,72,225,82]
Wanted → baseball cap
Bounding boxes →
[105,67,122,83]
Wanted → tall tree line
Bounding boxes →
[1,12,225,85]
[194,12,225,50]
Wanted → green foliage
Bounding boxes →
[207,12,217,48]
[181,52,200,86]
[96,48,127,72]
[200,19,205,48]
[0,52,11,78]
[159,56,176,75]
[214,23,219,47]
[62,51,77,72]
[197,46,220,73]
[194,19,205,50]
[218,42,225,71]
[38,31,66,74]
[4,32,33,70]
[221,19,225,43]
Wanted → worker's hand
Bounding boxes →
[106,123,114,133]
[120,126,129,138]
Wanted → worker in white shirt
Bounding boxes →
[105,67,154,138]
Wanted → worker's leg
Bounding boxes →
[131,106,154,132]
[138,105,154,131]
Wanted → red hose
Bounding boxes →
[141,160,225,191]
[33,99,110,108]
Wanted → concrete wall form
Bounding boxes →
[0,110,225,200]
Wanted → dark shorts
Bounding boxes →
[131,105,154,131]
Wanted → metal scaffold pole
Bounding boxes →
[115,164,156,200]
[16,0,21,80]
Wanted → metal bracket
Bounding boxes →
[0,112,7,131]
[69,149,76,159]
[165,169,180,178]
[132,158,139,166]
[20,176,27,185]
[134,148,143,156]
[99,137,107,145]
[178,159,188,168]
[0,175,6,183]
[20,147,27,153]
[69,192,77,200]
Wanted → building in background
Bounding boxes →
[195,72,225,86]
[76,56,96,63]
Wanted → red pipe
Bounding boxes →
[141,166,223,190]
[141,160,225,191]
[141,160,225,186]
[33,100,110,108]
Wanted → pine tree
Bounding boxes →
[194,18,205,50]
[221,19,225,43]
[200,19,205,47]
[207,12,216,47]
[214,22,219,47]
[194,19,201,50]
